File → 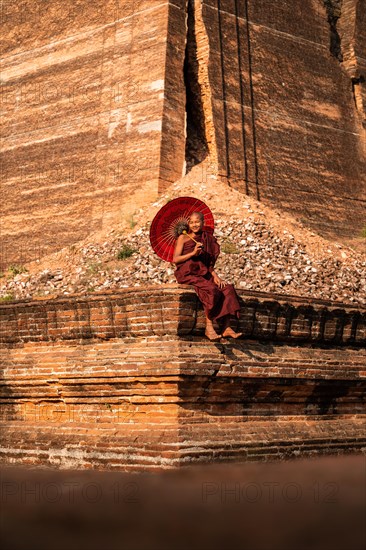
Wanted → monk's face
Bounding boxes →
[188,213,203,234]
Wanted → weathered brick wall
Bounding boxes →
[162,0,366,236]
[1,285,365,344]
[1,286,365,470]
[340,0,366,120]
[1,0,173,268]
[196,0,366,238]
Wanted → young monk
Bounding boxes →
[173,211,242,341]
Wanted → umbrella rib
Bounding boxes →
[186,199,201,217]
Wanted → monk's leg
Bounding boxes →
[222,315,243,338]
[205,315,221,341]
[221,315,242,339]
[191,278,222,340]
[191,277,241,340]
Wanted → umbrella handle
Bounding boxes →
[182,230,201,246]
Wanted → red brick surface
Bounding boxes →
[1,286,365,470]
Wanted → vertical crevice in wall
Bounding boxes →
[336,0,365,125]
[323,0,344,61]
[184,0,217,174]
[184,0,208,172]
[351,76,366,124]
[217,0,230,178]
[234,0,249,195]
[243,0,260,200]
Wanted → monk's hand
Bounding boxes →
[193,243,203,256]
[213,273,227,289]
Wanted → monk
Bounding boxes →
[173,211,242,341]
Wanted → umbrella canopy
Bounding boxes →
[149,196,215,262]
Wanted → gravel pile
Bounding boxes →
[1,213,365,305]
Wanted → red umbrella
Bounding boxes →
[149,196,215,262]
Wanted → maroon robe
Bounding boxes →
[174,231,240,321]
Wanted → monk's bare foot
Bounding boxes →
[222,327,242,339]
[205,326,221,341]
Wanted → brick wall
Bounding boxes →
[1,285,365,345]
[159,0,366,237]
[1,0,172,269]
[197,0,366,238]
[1,286,365,470]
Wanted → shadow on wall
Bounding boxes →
[177,371,364,419]
[0,347,29,441]
[177,292,366,347]
[176,290,366,419]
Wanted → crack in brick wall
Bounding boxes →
[184,0,209,171]
[184,0,217,173]
[337,0,366,124]
[323,0,344,61]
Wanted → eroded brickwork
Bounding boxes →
[1,1,172,268]
[1,286,365,469]
[195,0,366,236]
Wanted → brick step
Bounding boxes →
[1,418,364,470]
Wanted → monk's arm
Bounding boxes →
[209,266,228,288]
[173,235,202,264]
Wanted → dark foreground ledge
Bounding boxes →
[0,284,365,346]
